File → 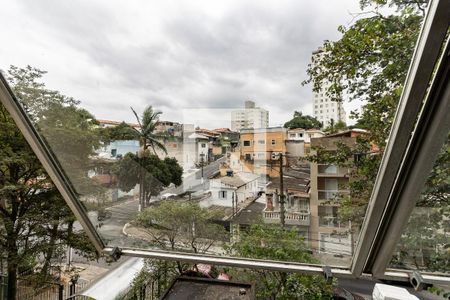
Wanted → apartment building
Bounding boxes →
[311,48,346,128]
[231,100,269,132]
[309,134,358,261]
[239,127,287,178]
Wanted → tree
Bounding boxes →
[100,121,139,143]
[130,106,168,211]
[116,153,182,206]
[0,66,97,298]
[323,119,347,134]
[284,111,322,129]
[303,0,425,220]
[225,224,333,299]
[125,201,228,299]
[134,201,227,255]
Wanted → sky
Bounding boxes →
[0,0,362,128]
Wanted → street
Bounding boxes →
[91,156,225,248]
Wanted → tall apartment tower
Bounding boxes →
[311,48,346,128]
[231,100,269,132]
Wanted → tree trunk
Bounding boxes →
[6,255,17,300]
[41,224,59,276]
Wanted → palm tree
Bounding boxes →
[131,105,167,210]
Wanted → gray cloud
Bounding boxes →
[0,0,360,126]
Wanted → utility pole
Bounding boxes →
[232,192,235,217]
[279,153,285,228]
[200,153,205,184]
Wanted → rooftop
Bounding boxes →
[218,172,260,188]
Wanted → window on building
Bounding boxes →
[289,133,296,138]
[257,140,265,144]
[271,139,276,144]
[245,153,251,160]
[219,191,227,199]
[201,143,206,148]
[243,140,250,146]
[111,149,117,157]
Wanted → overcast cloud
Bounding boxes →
[0,0,361,128]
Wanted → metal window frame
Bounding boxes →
[351,0,450,278]
[0,0,449,286]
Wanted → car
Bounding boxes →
[333,287,365,300]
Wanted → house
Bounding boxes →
[182,133,211,170]
[239,127,287,178]
[263,160,311,237]
[205,172,259,208]
[286,128,325,156]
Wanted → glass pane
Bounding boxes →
[389,135,449,274]
[0,0,427,269]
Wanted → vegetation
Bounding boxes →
[134,201,227,255]
[101,121,139,143]
[116,153,182,206]
[131,221,333,300]
[323,120,347,134]
[124,201,229,299]
[128,106,169,211]
[284,111,322,129]
[0,66,97,298]
[225,224,333,299]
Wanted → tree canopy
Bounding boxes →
[116,153,183,205]
[225,224,333,299]
[101,121,139,143]
[135,201,227,254]
[1,66,97,298]
[284,111,322,129]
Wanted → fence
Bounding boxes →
[0,275,88,300]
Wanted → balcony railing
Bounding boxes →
[263,211,310,226]
[318,216,349,228]
[317,190,349,202]
[317,164,348,176]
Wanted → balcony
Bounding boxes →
[318,216,349,229]
[317,164,348,177]
[318,189,350,204]
[263,211,310,226]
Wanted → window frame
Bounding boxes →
[0,0,449,286]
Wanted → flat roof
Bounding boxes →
[161,276,254,300]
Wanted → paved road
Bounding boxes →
[91,157,224,247]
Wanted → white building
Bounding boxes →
[287,128,325,143]
[182,133,210,170]
[231,100,269,132]
[98,140,140,159]
[204,172,259,207]
[311,48,346,128]
[286,128,325,157]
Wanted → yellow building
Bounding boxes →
[239,127,287,178]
